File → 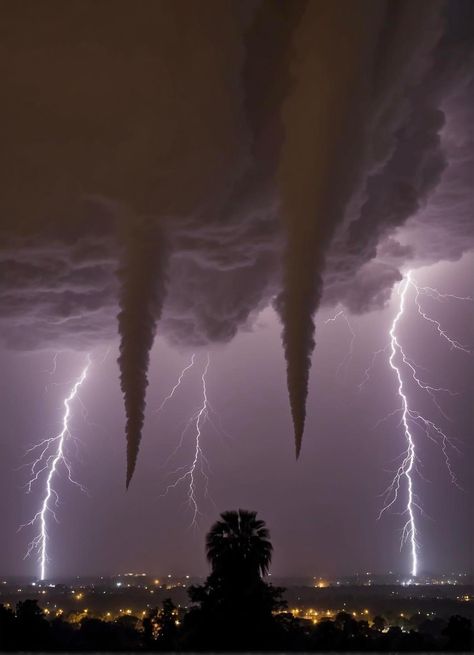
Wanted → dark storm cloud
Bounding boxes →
[376,238,414,261]
[323,262,403,316]
[0,231,118,349]
[0,0,473,476]
[319,0,474,314]
[401,74,474,264]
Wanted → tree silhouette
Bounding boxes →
[372,615,387,632]
[15,599,51,650]
[0,597,470,651]
[443,615,473,651]
[182,509,286,650]
[206,509,273,582]
[0,604,16,650]
[143,599,178,650]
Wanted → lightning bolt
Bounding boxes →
[323,307,356,377]
[412,278,472,354]
[379,276,419,577]
[160,353,214,527]
[19,355,91,581]
[43,352,65,394]
[376,270,471,578]
[357,345,389,392]
[155,354,196,413]
[44,351,60,376]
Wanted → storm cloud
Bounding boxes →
[0,0,472,481]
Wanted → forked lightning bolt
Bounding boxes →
[376,270,471,578]
[160,353,215,527]
[379,276,419,577]
[155,354,196,413]
[412,279,472,354]
[19,356,91,580]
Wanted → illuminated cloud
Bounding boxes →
[0,1,472,478]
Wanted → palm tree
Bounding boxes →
[206,509,272,581]
[184,510,284,649]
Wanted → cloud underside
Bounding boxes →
[0,0,472,481]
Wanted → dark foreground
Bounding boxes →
[1,596,472,651]
[2,511,472,651]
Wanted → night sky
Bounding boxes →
[0,1,472,581]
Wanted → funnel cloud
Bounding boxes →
[117,221,168,487]
[0,0,472,479]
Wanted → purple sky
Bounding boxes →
[0,256,472,579]
[0,1,473,580]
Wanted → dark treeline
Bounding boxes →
[1,511,472,652]
[0,597,472,651]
